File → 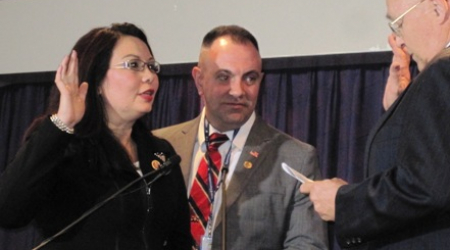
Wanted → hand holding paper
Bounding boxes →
[295,169,348,221]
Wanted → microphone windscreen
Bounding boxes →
[167,154,181,166]
[159,154,181,175]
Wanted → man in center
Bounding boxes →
[153,25,328,250]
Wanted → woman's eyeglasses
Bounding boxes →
[115,59,160,74]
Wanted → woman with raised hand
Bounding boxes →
[0,23,192,250]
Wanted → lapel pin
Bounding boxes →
[151,160,161,170]
[243,161,253,169]
[250,151,259,158]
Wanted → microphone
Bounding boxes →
[157,154,181,176]
[32,154,181,250]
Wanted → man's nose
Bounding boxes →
[229,78,244,97]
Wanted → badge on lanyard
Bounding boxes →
[201,234,213,250]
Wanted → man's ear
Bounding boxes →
[192,66,203,95]
[431,0,449,21]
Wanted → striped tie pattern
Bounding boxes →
[189,133,229,246]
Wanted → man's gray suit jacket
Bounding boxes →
[153,115,328,250]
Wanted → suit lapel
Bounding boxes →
[174,117,200,185]
[363,86,408,177]
[214,117,272,229]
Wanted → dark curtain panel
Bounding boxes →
[259,65,387,182]
[0,52,412,250]
[147,66,202,128]
[0,82,51,250]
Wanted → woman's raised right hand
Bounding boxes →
[54,50,89,128]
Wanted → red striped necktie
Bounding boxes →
[189,132,229,246]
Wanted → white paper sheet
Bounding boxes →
[281,162,313,183]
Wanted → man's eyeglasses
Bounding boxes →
[115,59,161,74]
[389,0,424,36]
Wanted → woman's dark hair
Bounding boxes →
[25,22,153,139]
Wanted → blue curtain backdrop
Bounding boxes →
[0,52,413,250]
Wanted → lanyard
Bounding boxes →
[203,120,238,203]
[203,120,239,239]
[203,120,238,238]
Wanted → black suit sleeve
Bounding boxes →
[335,57,450,246]
[0,118,72,228]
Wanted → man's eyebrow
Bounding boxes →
[243,70,261,75]
[215,69,232,74]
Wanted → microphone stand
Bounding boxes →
[220,167,229,250]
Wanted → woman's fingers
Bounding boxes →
[66,51,79,87]
[55,54,70,92]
